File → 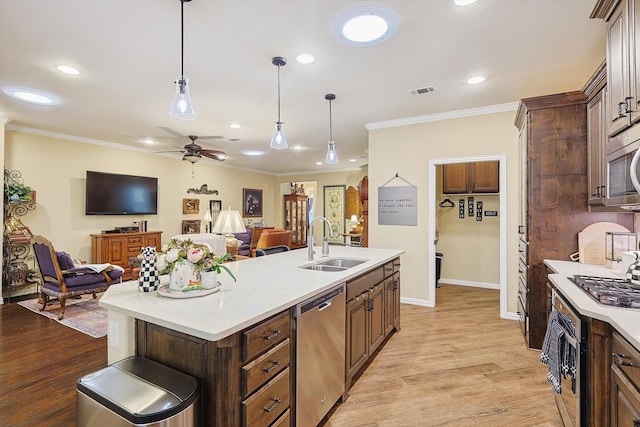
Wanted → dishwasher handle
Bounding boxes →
[295,283,345,317]
[318,301,332,311]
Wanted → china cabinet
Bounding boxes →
[283,194,307,249]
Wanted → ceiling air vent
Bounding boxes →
[409,86,438,96]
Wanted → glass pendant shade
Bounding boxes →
[170,76,195,120]
[326,140,339,164]
[271,122,288,150]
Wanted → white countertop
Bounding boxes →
[100,246,404,341]
[544,259,640,350]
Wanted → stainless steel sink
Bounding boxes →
[315,258,367,268]
[299,258,368,272]
[301,264,347,272]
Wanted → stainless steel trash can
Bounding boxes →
[77,356,199,427]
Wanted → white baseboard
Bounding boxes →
[439,278,500,290]
[503,311,520,321]
[400,297,433,307]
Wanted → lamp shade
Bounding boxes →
[350,214,359,224]
[212,207,247,234]
[203,209,213,223]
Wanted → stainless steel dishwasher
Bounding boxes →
[295,283,346,427]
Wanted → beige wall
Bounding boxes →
[4,130,277,263]
[368,111,519,313]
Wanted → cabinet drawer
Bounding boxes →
[242,368,290,427]
[347,267,384,300]
[242,338,290,398]
[383,261,394,278]
[270,408,290,427]
[243,311,291,362]
[612,332,640,388]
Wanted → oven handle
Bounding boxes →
[629,146,640,194]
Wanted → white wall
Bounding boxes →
[368,110,519,312]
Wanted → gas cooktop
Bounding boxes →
[569,275,640,309]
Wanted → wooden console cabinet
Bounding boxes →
[90,231,162,281]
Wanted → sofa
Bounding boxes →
[171,233,227,258]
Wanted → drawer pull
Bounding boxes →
[393,262,401,267]
[263,397,281,413]
[263,330,281,341]
[613,352,636,367]
[262,360,281,374]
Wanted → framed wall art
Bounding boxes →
[243,188,263,217]
[323,185,345,244]
[182,198,200,214]
[181,219,201,234]
[209,200,222,227]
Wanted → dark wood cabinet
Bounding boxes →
[611,332,640,427]
[90,231,162,281]
[344,258,400,396]
[585,62,609,206]
[442,161,499,194]
[592,0,640,137]
[515,91,633,350]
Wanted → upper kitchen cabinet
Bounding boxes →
[592,0,640,136]
[442,161,499,194]
[584,62,609,206]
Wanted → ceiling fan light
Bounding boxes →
[183,152,201,163]
[170,76,195,120]
[325,141,339,165]
[271,122,288,150]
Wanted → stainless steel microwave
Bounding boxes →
[606,125,640,209]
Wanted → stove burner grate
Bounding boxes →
[569,275,640,309]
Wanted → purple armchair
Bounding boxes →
[31,235,123,319]
[233,229,253,257]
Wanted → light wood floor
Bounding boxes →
[324,284,562,427]
[0,284,562,426]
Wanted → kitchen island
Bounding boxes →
[100,245,403,427]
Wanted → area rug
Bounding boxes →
[17,294,107,338]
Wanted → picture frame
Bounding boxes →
[242,188,263,217]
[183,198,200,214]
[209,199,222,230]
[323,185,346,244]
[181,219,201,234]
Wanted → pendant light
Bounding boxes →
[270,56,288,150]
[325,93,339,164]
[169,0,195,120]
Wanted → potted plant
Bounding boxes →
[5,182,33,202]
[157,238,236,292]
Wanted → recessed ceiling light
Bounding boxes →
[349,158,357,162]
[241,149,265,157]
[467,76,486,85]
[454,0,477,6]
[296,53,315,64]
[56,64,80,75]
[142,138,156,145]
[2,86,61,105]
[229,123,241,129]
[292,145,304,150]
[334,6,399,47]
[316,161,323,166]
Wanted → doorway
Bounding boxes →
[428,155,507,318]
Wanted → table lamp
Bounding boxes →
[212,207,247,256]
[202,209,213,233]
[349,215,359,232]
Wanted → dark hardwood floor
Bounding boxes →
[0,302,107,427]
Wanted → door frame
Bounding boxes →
[428,154,508,318]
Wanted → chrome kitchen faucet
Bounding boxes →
[308,216,335,261]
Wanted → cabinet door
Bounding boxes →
[346,295,368,380]
[471,161,499,193]
[442,163,468,194]
[587,89,607,205]
[611,364,640,426]
[144,233,161,250]
[384,273,401,335]
[368,284,385,355]
[631,0,640,125]
[606,0,632,136]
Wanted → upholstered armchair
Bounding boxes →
[31,235,123,319]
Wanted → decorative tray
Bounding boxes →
[158,283,221,299]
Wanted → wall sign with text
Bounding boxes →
[377,186,417,226]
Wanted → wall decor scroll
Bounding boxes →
[182,198,200,214]
[187,184,218,195]
[323,185,345,244]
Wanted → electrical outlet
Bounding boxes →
[109,320,119,348]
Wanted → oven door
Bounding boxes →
[551,291,587,427]
[606,133,640,207]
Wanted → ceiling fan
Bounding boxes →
[157,135,226,163]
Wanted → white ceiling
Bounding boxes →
[0,0,605,175]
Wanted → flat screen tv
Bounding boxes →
[85,171,158,215]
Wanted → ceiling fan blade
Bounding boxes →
[202,149,226,155]
[202,151,225,161]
